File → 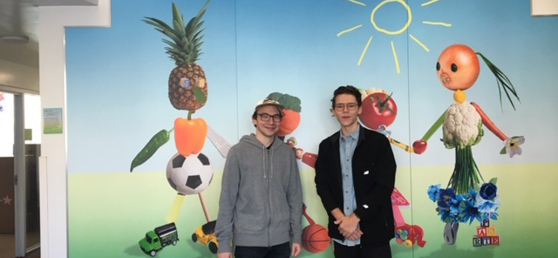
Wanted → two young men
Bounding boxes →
[216,86,396,258]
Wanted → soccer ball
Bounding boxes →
[166,152,213,195]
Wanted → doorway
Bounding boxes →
[0,91,41,258]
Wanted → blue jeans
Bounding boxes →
[234,242,290,258]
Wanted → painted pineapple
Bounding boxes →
[144,2,209,111]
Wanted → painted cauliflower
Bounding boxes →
[442,102,483,149]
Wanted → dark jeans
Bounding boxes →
[235,242,290,258]
[333,241,392,258]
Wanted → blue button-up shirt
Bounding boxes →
[333,125,360,246]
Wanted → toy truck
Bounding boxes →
[139,222,179,257]
[192,220,219,254]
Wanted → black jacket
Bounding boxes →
[314,125,396,246]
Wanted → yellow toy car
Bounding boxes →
[192,220,219,254]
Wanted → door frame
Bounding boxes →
[1,89,41,257]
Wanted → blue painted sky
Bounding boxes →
[66,0,558,173]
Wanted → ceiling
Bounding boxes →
[0,0,98,69]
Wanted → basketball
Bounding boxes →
[302,224,330,253]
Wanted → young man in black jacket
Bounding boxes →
[315,86,396,258]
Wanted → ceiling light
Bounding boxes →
[0,35,30,44]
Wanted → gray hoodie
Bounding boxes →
[215,134,303,253]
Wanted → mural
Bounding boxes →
[65,0,558,257]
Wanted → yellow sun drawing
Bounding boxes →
[338,0,452,73]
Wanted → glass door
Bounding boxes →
[0,91,41,257]
[0,91,16,258]
[24,93,41,254]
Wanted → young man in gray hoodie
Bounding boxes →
[216,99,303,258]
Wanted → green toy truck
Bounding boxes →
[139,222,179,257]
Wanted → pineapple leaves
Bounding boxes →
[162,39,180,50]
[144,0,210,66]
[173,20,185,39]
[192,87,207,105]
[143,18,173,33]
[172,3,186,37]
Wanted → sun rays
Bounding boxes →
[337,0,452,73]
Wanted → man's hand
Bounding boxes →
[334,213,360,238]
[217,252,232,258]
[346,228,363,241]
[291,243,301,257]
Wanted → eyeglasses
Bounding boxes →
[334,103,358,111]
[257,113,283,122]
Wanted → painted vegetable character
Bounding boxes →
[413,44,523,194]
[144,1,209,111]
[266,92,302,137]
[132,1,211,171]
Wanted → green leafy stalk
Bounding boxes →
[476,52,521,111]
[448,146,484,194]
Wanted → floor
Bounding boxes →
[0,230,40,258]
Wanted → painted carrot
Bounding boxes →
[471,102,507,141]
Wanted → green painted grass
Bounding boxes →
[69,163,558,257]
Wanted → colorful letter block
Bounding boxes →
[482,237,491,245]
[487,226,496,236]
[481,219,490,227]
[491,235,500,245]
[477,227,487,237]
[473,237,483,247]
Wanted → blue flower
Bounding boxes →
[459,198,481,224]
[476,194,500,217]
[437,188,456,208]
[479,183,498,200]
[429,184,501,224]
[427,184,441,202]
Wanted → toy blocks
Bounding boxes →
[472,220,499,247]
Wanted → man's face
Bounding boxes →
[253,105,282,138]
[332,93,362,129]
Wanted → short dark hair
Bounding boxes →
[331,85,362,108]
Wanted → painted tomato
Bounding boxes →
[359,92,397,130]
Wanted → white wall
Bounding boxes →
[532,0,558,16]
[38,1,110,257]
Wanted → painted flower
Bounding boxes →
[427,184,441,202]
[476,194,500,214]
[459,198,481,224]
[504,136,525,158]
[479,183,497,200]
[437,188,456,209]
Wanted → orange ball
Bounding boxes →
[302,224,330,253]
